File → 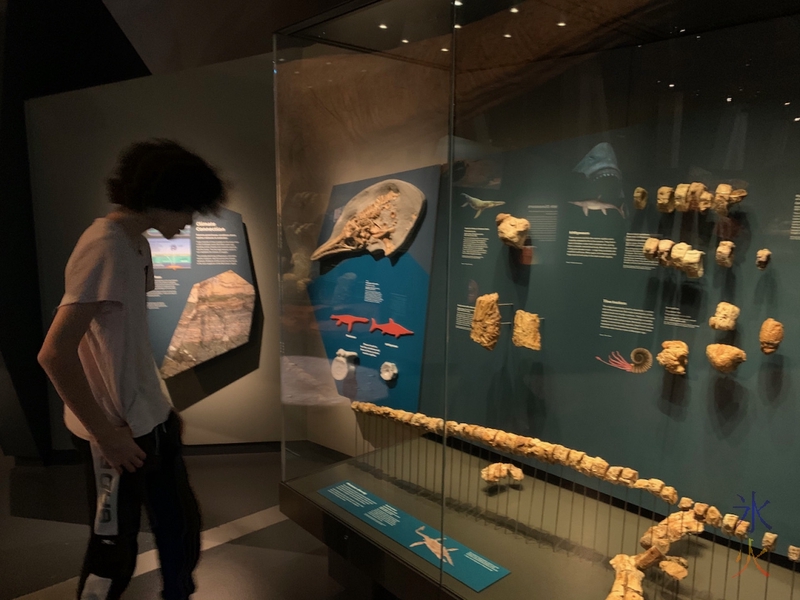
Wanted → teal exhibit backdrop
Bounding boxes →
[307,166,441,413]
[145,207,254,377]
[431,119,800,547]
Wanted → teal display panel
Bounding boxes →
[319,481,510,592]
[307,166,441,413]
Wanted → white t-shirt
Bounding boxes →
[59,218,172,440]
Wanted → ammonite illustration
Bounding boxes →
[311,179,425,261]
[596,348,653,374]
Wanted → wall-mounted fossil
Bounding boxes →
[470,293,501,350]
[495,213,530,249]
[712,184,746,217]
[657,341,689,375]
[633,187,648,209]
[760,318,784,354]
[674,183,691,212]
[715,241,735,267]
[311,179,425,261]
[512,310,541,351]
[642,238,704,277]
[643,237,659,260]
[706,344,746,373]
[756,249,772,270]
[657,186,675,213]
[709,302,740,331]
[380,362,398,381]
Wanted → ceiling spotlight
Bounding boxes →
[278,58,285,62]
[795,117,800,122]
[557,21,566,27]
[454,24,462,29]
[727,97,732,102]
[379,24,387,29]
[510,6,519,12]
[441,47,450,52]
[402,39,409,43]
[294,71,300,75]
[696,35,701,39]
[503,33,512,38]
[784,101,791,106]
[669,84,675,88]
[454,0,462,5]
[680,28,686,33]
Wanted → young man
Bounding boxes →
[38,139,227,600]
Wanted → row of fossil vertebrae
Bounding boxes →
[633,183,746,216]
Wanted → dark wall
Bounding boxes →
[0,0,150,459]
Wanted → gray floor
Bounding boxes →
[0,447,345,600]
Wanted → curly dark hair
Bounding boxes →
[107,139,227,213]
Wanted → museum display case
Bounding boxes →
[275,1,800,598]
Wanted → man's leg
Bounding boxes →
[73,435,142,600]
[141,413,202,600]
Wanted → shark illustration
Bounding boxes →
[570,197,626,217]
[460,193,505,218]
[330,314,369,333]
[370,318,414,339]
[573,142,622,181]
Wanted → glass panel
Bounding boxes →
[275,0,454,591]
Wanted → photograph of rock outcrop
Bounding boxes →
[160,270,255,378]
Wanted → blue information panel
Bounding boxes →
[319,481,510,592]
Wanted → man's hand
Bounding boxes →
[96,426,146,473]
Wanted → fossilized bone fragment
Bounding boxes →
[660,486,678,504]
[633,187,648,209]
[674,183,691,212]
[687,182,707,211]
[552,444,570,465]
[470,293,501,350]
[683,249,705,278]
[790,546,800,562]
[619,468,639,487]
[715,241,735,267]
[709,302,740,330]
[640,511,705,552]
[481,462,524,484]
[722,513,740,535]
[512,310,541,351]
[311,180,425,261]
[762,532,778,552]
[670,242,691,267]
[698,189,714,213]
[657,240,676,266]
[657,341,689,375]
[657,186,675,213]
[735,520,751,538]
[643,237,659,260]
[693,503,709,519]
[607,554,645,600]
[756,249,772,270]
[635,546,665,570]
[760,318,784,354]
[495,213,530,250]
[678,497,694,511]
[706,506,723,528]
[604,466,624,483]
[706,344,746,373]
[660,557,689,581]
[712,184,746,216]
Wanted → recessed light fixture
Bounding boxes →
[441,47,450,52]
[696,35,701,39]
[669,84,675,88]
[727,97,732,102]
[294,71,300,75]
[557,21,566,27]
[795,117,800,122]
[503,33,512,38]
[454,24,462,29]
[278,58,285,62]
[510,6,519,12]
[680,28,685,33]
[402,39,409,43]
[454,0,462,5]
[785,101,791,106]
[325,62,331,65]
[379,24,387,29]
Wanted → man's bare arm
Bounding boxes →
[38,303,145,472]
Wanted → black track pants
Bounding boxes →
[72,412,202,600]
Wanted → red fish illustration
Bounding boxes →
[330,314,370,333]
[370,318,414,338]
